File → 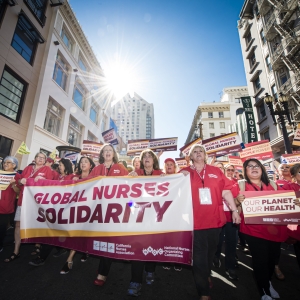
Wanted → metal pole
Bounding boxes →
[278,115,292,154]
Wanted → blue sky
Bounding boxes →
[69,0,247,163]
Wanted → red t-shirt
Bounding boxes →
[135,169,163,176]
[276,179,291,187]
[18,165,53,206]
[180,164,232,230]
[240,182,288,242]
[89,163,129,177]
[52,173,75,181]
[223,179,239,222]
[0,184,17,214]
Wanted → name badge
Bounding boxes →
[199,188,212,205]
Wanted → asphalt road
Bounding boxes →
[1,228,299,300]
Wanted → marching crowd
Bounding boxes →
[0,143,300,300]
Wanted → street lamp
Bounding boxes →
[264,92,292,154]
[194,122,203,140]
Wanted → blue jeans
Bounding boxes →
[215,222,238,270]
[193,228,221,297]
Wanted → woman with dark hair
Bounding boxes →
[236,158,287,300]
[59,156,95,274]
[0,156,19,254]
[5,152,53,263]
[53,158,74,180]
[213,164,239,280]
[90,144,128,285]
[126,149,164,296]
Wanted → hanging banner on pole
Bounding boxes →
[20,174,193,264]
[241,96,258,143]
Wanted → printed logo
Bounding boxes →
[142,246,164,256]
[208,174,218,178]
[100,242,107,252]
[108,243,115,253]
[93,241,100,251]
[114,170,120,173]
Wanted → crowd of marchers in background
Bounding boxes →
[1,144,300,300]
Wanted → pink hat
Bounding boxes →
[164,158,175,164]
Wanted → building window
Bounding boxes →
[254,76,261,91]
[210,133,215,138]
[87,131,96,141]
[209,123,214,129]
[53,53,69,90]
[220,122,225,128]
[271,84,278,99]
[245,31,252,45]
[261,130,270,141]
[68,116,82,147]
[0,67,27,123]
[0,0,8,25]
[259,103,266,119]
[78,54,87,72]
[90,102,99,124]
[24,0,47,27]
[11,13,44,64]
[219,111,224,118]
[250,53,256,68]
[279,73,288,85]
[208,112,213,118]
[260,30,266,44]
[43,98,63,137]
[61,26,73,53]
[73,81,86,110]
[0,135,13,159]
[265,55,272,72]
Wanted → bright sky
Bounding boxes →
[69,0,247,165]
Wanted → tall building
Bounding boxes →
[185,86,248,144]
[111,92,155,144]
[238,0,300,155]
[0,1,113,169]
[0,0,58,164]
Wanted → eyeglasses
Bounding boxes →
[226,169,234,172]
[247,165,261,169]
[3,161,13,164]
[36,156,46,160]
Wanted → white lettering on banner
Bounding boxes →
[21,174,193,237]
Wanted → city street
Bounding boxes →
[1,228,299,300]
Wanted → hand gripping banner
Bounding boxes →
[21,174,193,264]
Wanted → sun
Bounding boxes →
[105,60,136,101]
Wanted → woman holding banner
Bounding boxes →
[282,163,300,270]
[0,156,19,255]
[59,156,95,274]
[91,144,129,286]
[180,145,240,300]
[53,158,75,181]
[5,152,53,263]
[236,158,287,300]
[126,149,164,297]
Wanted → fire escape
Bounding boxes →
[258,0,300,111]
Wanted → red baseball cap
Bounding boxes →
[46,157,54,163]
[164,158,175,164]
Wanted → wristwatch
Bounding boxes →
[231,209,239,213]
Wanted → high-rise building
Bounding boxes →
[238,0,300,155]
[0,0,59,164]
[111,93,155,144]
[185,86,248,144]
[0,1,113,168]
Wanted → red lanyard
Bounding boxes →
[194,165,206,188]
